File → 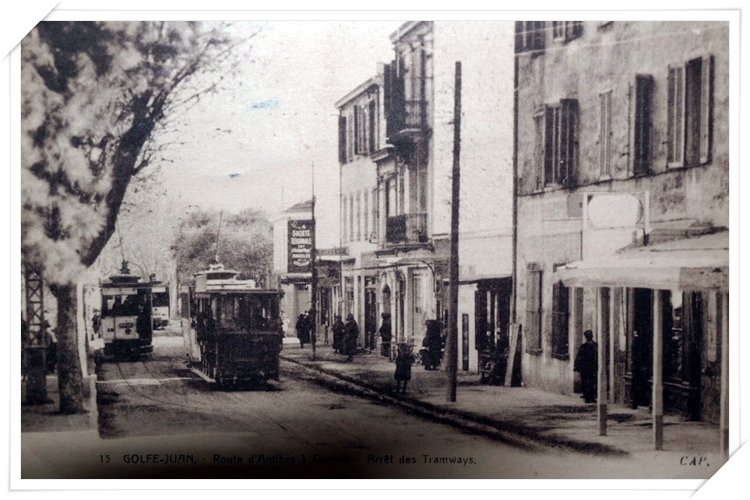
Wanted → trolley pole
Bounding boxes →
[446,61,461,403]
[311,163,318,361]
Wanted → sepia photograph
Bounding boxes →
[13,7,741,490]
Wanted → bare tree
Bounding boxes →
[21,21,258,413]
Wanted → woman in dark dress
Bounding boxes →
[331,315,345,353]
[394,343,415,393]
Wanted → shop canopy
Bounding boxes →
[554,230,728,291]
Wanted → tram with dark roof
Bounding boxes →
[183,263,283,388]
[99,264,157,360]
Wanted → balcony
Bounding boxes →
[386,213,428,245]
[386,98,427,141]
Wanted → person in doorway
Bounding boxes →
[574,329,598,403]
[331,315,345,354]
[344,313,359,362]
[379,313,392,359]
[394,343,416,394]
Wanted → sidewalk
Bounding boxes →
[281,342,722,456]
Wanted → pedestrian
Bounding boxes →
[344,313,359,362]
[574,329,598,403]
[379,312,392,358]
[422,319,443,370]
[332,315,345,354]
[296,313,311,348]
[92,309,101,340]
[394,343,415,394]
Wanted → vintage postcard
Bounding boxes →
[12,5,744,495]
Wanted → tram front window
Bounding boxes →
[215,295,278,331]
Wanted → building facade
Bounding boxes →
[336,21,516,370]
[513,21,729,435]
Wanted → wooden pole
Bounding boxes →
[720,290,729,456]
[446,61,461,402]
[652,290,664,450]
[311,163,317,361]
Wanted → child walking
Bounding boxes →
[394,343,415,394]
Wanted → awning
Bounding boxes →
[554,230,728,290]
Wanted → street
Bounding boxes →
[82,335,715,479]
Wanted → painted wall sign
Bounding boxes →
[288,219,314,273]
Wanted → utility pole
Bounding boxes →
[311,162,318,361]
[446,61,461,402]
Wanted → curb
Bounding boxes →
[281,354,628,457]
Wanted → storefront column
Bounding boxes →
[720,290,729,456]
[652,290,664,450]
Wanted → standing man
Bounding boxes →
[344,313,359,362]
[332,315,345,354]
[296,314,309,348]
[574,330,598,404]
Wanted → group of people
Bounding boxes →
[331,313,359,362]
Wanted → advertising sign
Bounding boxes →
[288,219,314,273]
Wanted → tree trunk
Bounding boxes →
[50,283,86,414]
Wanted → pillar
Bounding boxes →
[652,290,664,450]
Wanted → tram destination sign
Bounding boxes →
[288,219,315,273]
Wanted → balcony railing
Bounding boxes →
[386,213,428,244]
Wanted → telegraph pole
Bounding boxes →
[311,162,318,361]
[446,62,461,402]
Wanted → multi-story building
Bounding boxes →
[513,21,729,444]
[336,72,385,349]
[337,21,516,370]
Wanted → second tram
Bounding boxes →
[100,264,157,359]
[183,263,283,387]
[151,285,170,329]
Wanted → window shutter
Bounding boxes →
[560,99,579,187]
[667,64,685,167]
[633,74,654,176]
[338,115,347,164]
[353,106,361,155]
[700,55,713,164]
[533,114,544,190]
[543,106,557,185]
[599,91,612,178]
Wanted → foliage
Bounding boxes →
[174,208,273,286]
[21,21,255,284]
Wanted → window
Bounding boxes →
[541,99,579,187]
[599,90,613,178]
[363,191,368,241]
[515,21,545,53]
[668,55,713,167]
[632,75,654,176]
[341,198,349,241]
[552,21,583,42]
[525,265,543,353]
[349,195,354,242]
[369,100,377,152]
[356,192,361,241]
[551,281,570,359]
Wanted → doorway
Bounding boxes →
[630,288,653,409]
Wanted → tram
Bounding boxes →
[151,285,170,329]
[100,264,156,359]
[183,263,283,387]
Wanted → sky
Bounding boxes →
[158,21,404,248]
